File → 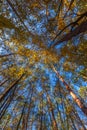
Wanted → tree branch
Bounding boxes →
[52,20,87,47]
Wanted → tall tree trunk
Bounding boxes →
[46,92,58,130]
[16,102,26,130]
[52,20,87,47]
[6,0,31,34]
[0,74,24,102]
[48,109,54,130]
[3,115,10,130]
[72,109,86,130]
[25,87,33,130]
[54,90,66,130]
[61,86,86,130]
[0,87,16,120]
[70,115,77,130]
[39,96,43,130]
[21,115,26,130]
[42,85,58,130]
[52,65,87,116]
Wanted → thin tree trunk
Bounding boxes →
[16,102,26,130]
[0,74,24,102]
[6,0,31,34]
[70,115,77,130]
[39,97,43,130]
[0,53,14,58]
[3,115,10,130]
[52,11,87,45]
[72,109,86,130]
[52,65,87,116]
[21,115,26,130]
[25,87,33,130]
[0,79,8,86]
[48,108,54,130]
[54,89,66,130]
[0,87,16,120]
[46,92,58,130]
[52,20,87,47]
[42,84,58,130]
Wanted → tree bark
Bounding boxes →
[6,0,31,34]
[0,74,24,102]
[52,20,87,47]
[52,65,87,116]
[45,91,58,130]
[25,88,33,130]
[16,102,26,130]
[0,87,16,120]
[0,79,8,86]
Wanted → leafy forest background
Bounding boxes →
[0,0,87,130]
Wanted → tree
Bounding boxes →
[0,0,87,130]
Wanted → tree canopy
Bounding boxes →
[0,0,87,130]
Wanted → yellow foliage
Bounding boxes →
[3,66,25,78]
[5,127,12,130]
[0,15,16,29]
[58,17,65,30]
[66,105,73,114]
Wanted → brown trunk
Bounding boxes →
[43,86,58,130]
[0,87,16,120]
[16,102,26,130]
[70,115,77,130]
[0,74,24,102]
[60,87,86,129]
[51,109,58,130]
[52,11,87,44]
[25,87,33,130]
[52,65,87,116]
[52,20,87,47]
[6,0,31,34]
[46,93,58,130]
[54,87,66,130]
[21,115,26,130]
[2,114,10,129]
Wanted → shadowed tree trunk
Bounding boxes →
[22,115,26,130]
[6,0,32,34]
[52,20,87,47]
[0,74,24,102]
[45,90,58,130]
[0,79,8,86]
[54,86,67,130]
[25,87,33,130]
[0,74,25,121]
[0,87,16,120]
[16,102,26,130]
